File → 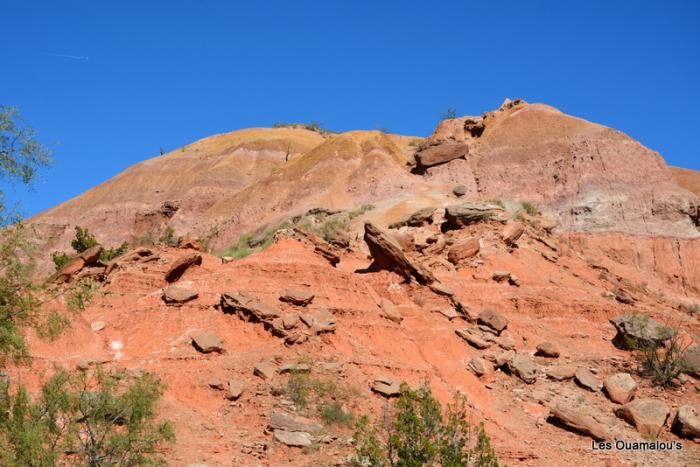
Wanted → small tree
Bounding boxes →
[628,317,690,387]
[0,367,174,466]
[352,383,499,466]
[70,226,98,253]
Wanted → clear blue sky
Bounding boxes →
[3,1,699,217]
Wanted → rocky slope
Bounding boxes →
[12,100,700,465]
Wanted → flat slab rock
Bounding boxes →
[614,398,670,438]
[545,364,577,381]
[254,361,278,380]
[535,341,560,358]
[508,354,537,384]
[162,286,198,304]
[575,368,602,392]
[279,288,315,306]
[371,377,402,397]
[548,402,610,441]
[455,328,492,349]
[191,333,224,353]
[269,411,322,433]
[273,429,312,447]
[414,141,468,168]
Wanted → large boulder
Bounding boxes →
[274,430,312,447]
[269,412,322,433]
[548,402,610,440]
[78,245,103,265]
[614,398,670,438]
[609,315,674,349]
[443,203,502,230]
[221,292,281,322]
[371,377,402,397]
[603,373,638,404]
[447,238,480,264]
[672,404,700,439]
[502,222,525,246]
[414,141,468,169]
[363,222,435,285]
[165,252,202,282]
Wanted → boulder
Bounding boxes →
[254,361,278,380]
[56,256,86,283]
[221,292,281,322]
[548,403,610,440]
[208,378,225,390]
[162,286,198,305]
[282,313,299,330]
[477,309,508,334]
[447,238,480,264]
[508,354,537,384]
[455,328,492,349]
[279,289,315,307]
[492,271,519,286]
[468,357,491,377]
[90,321,106,332]
[443,203,500,230]
[414,141,468,169]
[683,345,700,377]
[609,315,673,349]
[327,230,351,249]
[453,185,468,197]
[165,252,202,282]
[269,411,322,433]
[492,350,515,368]
[575,368,602,392]
[463,116,485,137]
[311,308,336,333]
[177,235,203,251]
[192,333,224,353]
[502,222,525,246]
[545,365,577,381]
[363,222,435,285]
[78,245,103,266]
[388,207,436,229]
[614,398,670,438]
[227,379,245,400]
[273,430,312,447]
[428,281,453,297]
[603,373,637,404]
[279,363,311,374]
[672,404,700,439]
[371,377,402,397]
[379,298,403,324]
[535,342,560,358]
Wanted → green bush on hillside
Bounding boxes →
[352,383,499,467]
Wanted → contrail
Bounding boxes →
[42,52,89,60]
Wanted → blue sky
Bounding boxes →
[2,1,699,217]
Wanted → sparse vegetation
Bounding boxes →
[219,204,375,259]
[441,107,458,120]
[66,277,101,311]
[520,201,540,216]
[283,365,356,427]
[0,366,174,466]
[352,383,499,466]
[408,138,422,148]
[680,302,700,315]
[100,241,129,262]
[625,315,690,387]
[159,226,177,246]
[485,198,506,209]
[272,121,334,134]
[201,224,220,253]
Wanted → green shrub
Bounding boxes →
[0,367,174,466]
[51,251,69,270]
[520,202,540,216]
[70,226,98,253]
[320,401,354,426]
[352,383,499,467]
[159,226,176,246]
[626,317,690,387]
[408,139,422,148]
[100,241,129,262]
